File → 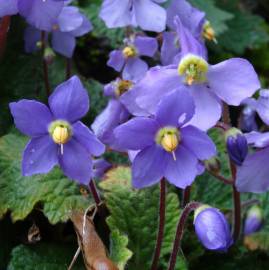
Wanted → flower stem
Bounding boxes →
[150,179,166,270]
[89,180,101,206]
[167,202,201,270]
[66,57,72,80]
[41,31,50,98]
[222,103,231,125]
[181,185,191,207]
[0,16,11,59]
[208,170,233,185]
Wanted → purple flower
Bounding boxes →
[225,128,248,166]
[93,159,111,179]
[194,206,233,252]
[239,103,258,133]
[107,35,158,81]
[244,205,263,235]
[236,131,269,193]
[122,17,260,130]
[9,76,105,184]
[0,0,66,31]
[24,6,92,58]
[113,89,216,189]
[166,0,205,39]
[99,0,167,32]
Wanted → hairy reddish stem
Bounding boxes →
[41,31,50,97]
[150,179,166,270]
[0,16,11,59]
[89,180,101,206]
[167,202,201,270]
[182,185,191,207]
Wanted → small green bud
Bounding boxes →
[204,157,221,174]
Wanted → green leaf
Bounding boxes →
[110,229,133,270]
[101,166,180,270]
[8,243,84,270]
[190,0,234,34]
[0,133,92,224]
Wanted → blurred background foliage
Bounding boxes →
[2,0,269,269]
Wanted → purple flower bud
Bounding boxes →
[194,206,233,252]
[244,205,263,235]
[225,128,248,166]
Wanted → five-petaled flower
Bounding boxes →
[113,89,216,189]
[9,76,105,184]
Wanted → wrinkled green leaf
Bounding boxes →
[110,229,133,270]
[0,133,92,224]
[8,244,84,270]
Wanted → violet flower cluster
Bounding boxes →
[7,0,269,261]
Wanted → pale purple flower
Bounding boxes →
[9,76,105,184]
[122,17,260,130]
[0,0,66,31]
[113,89,216,189]
[24,6,92,58]
[244,205,263,235]
[236,131,269,193]
[194,206,233,252]
[99,0,167,32]
[107,35,158,81]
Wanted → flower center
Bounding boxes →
[203,21,217,43]
[122,46,137,58]
[178,54,208,85]
[49,120,72,154]
[156,127,180,160]
[115,79,133,96]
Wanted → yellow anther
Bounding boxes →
[52,126,70,145]
[122,46,137,58]
[161,133,179,153]
[115,80,133,96]
[203,21,217,43]
[178,54,208,85]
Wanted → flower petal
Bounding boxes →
[91,99,129,148]
[181,125,216,160]
[0,0,18,17]
[164,145,198,188]
[187,85,222,131]
[245,131,269,148]
[22,135,58,176]
[134,36,158,57]
[9,100,52,137]
[48,75,89,123]
[73,121,105,156]
[133,0,166,32]
[18,0,64,31]
[57,6,83,32]
[161,32,180,66]
[236,147,269,193]
[254,90,269,125]
[132,145,167,188]
[155,89,195,127]
[208,58,260,106]
[70,14,93,37]
[24,25,42,53]
[133,66,181,115]
[113,117,159,150]
[52,31,76,58]
[99,0,132,28]
[123,57,148,81]
[107,50,125,72]
[59,139,92,185]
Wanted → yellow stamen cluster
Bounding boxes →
[115,80,133,96]
[122,46,137,58]
[178,54,208,85]
[156,127,180,160]
[203,21,217,43]
[49,120,72,154]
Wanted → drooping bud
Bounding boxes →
[122,46,137,58]
[115,79,133,96]
[244,205,263,236]
[49,120,72,154]
[204,157,221,174]
[194,206,233,252]
[178,54,208,85]
[156,127,180,160]
[44,47,55,65]
[203,21,217,43]
[225,128,248,166]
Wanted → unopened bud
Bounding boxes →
[244,205,263,236]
